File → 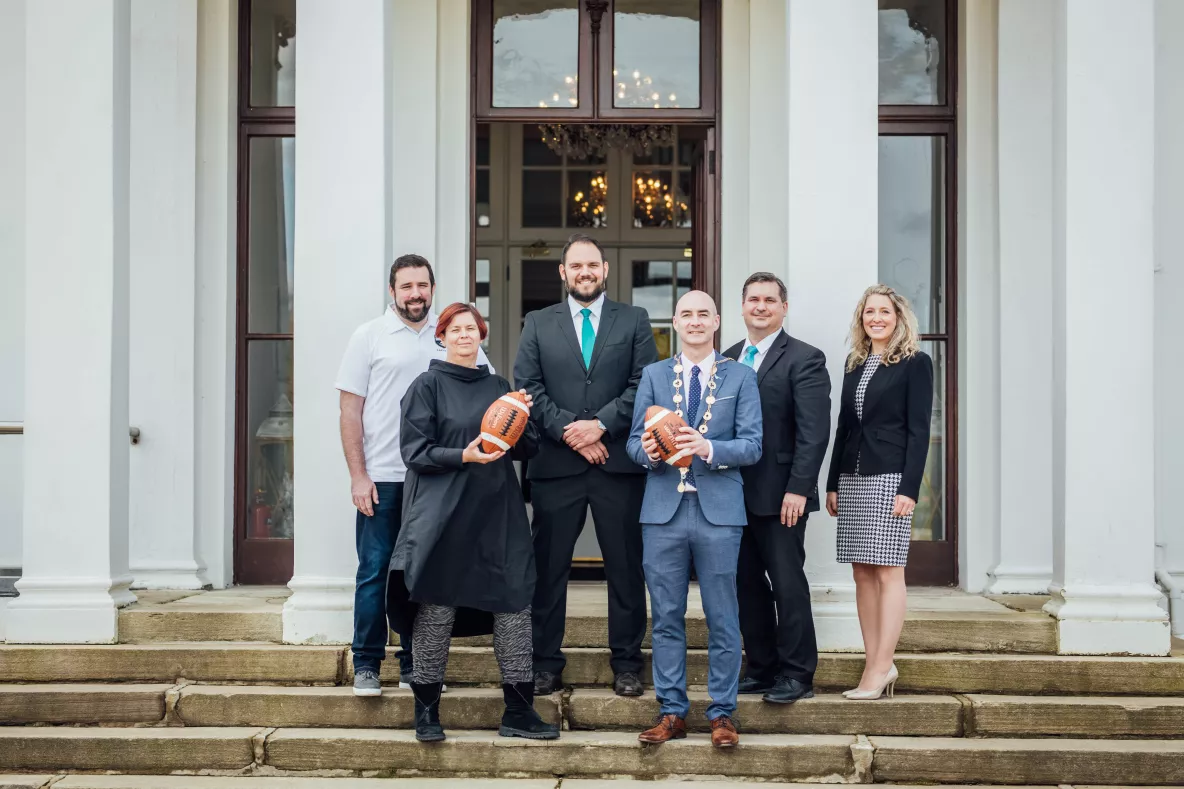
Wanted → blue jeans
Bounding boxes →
[353,481,413,675]
[642,493,743,721]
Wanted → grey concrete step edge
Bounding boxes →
[0,729,1182,784]
[3,685,1184,739]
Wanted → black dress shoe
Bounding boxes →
[737,676,775,695]
[762,676,814,704]
[613,671,644,697]
[533,670,563,695]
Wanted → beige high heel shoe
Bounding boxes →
[844,664,898,700]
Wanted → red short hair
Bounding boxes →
[435,302,488,343]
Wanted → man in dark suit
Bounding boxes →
[514,233,659,697]
[723,272,831,704]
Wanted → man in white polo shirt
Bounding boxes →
[335,254,492,697]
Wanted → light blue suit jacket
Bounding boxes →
[627,352,763,526]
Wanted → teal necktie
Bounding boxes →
[741,345,758,367]
[580,308,595,369]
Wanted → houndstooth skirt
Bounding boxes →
[836,471,911,566]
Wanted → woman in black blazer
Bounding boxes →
[825,285,932,700]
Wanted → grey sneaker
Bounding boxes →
[353,668,382,697]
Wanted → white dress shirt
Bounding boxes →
[568,292,605,354]
[678,351,715,464]
[740,330,780,372]
[335,307,492,482]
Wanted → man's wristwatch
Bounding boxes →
[595,419,607,433]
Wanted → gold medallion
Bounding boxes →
[703,412,712,421]
[677,482,686,493]
[672,394,682,404]
[705,395,716,405]
[699,424,709,434]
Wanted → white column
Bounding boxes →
[784,0,879,650]
[9,0,135,643]
[128,0,207,590]
[194,0,237,589]
[988,0,1053,594]
[1044,0,1169,655]
[284,0,391,643]
[1154,0,1184,634]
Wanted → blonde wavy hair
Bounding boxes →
[845,285,921,371]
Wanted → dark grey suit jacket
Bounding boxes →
[724,330,832,517]
[513,298,659,480]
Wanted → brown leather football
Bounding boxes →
[480,391,531,454]
[643,405,693,468]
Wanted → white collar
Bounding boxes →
[568,292,606,319]
[746,330,780,355]
[679,351,717,373]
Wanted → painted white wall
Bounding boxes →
[957,0,1000,593]
[0,0,26,571]
[434,0,472,309]
[128,0,207,590]
[194,0,238,588]
[9,0,136,643]
[718,0,750,344]
[989,0,1054,594]
[1155,0,1184,585]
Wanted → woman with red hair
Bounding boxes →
[389,302,557,743]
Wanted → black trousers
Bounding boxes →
[530,467,646,676]
[737,510,818,685]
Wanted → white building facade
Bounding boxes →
[0,0,1179,655]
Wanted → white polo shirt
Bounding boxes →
[335,307,492,483]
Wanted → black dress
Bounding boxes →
[387,359,540,637]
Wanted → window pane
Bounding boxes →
[632,170,680,228]
[476,258,492,351]
[522,170,563,227]
[476,170,492,228]
[247,137,295,334]
[521,259,564,318]
[878,135,945,334]
[912,340,946,541]
[493,0,580,108]
[524,126,564,166]
[476,125,491,167]
[249,0,296,107]
[631,259,676,320]
[613,0,700,109]
[634,144,675,166]
[676,170,693,228]
[879,0,945,105]
[245,340,294,540]
[567,170,608,228]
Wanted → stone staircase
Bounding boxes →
[0,589,1181,786]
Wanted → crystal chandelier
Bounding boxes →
[538,124,677,161]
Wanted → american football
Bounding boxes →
[479,391,531,454]
[643,405,693,468]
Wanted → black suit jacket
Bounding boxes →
[513,297,659,480]
[724,330,831,517]
[825,351,933,501]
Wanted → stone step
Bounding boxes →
[119,606,1056,653]
[0,727,1181,783]
[2,683,1182,739]
[0,780,1098,789]
[430,647,1184,696]
[2,643,1182,696]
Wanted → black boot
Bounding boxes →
[499,681,560,740]
[410,681,445,742]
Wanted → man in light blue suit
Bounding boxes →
[627,290,763,748]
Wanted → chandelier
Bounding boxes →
[539,124,677,161]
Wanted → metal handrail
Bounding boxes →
[0,423,22,436]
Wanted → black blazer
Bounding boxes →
[724,330,831,517]
[826,351,933,501]
[513,297,659,480]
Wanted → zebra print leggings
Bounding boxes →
[411,603,533,685]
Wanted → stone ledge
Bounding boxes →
[869,736,1184,785]
[0,683,169,724]
[263,729,856,780]
[966,694,1184,737]
[0,727,263,772]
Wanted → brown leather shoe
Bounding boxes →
[710,715,739,748]
[638,713,686,743]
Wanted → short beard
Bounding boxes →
[395,298,430,323]
[564,277,606,304]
